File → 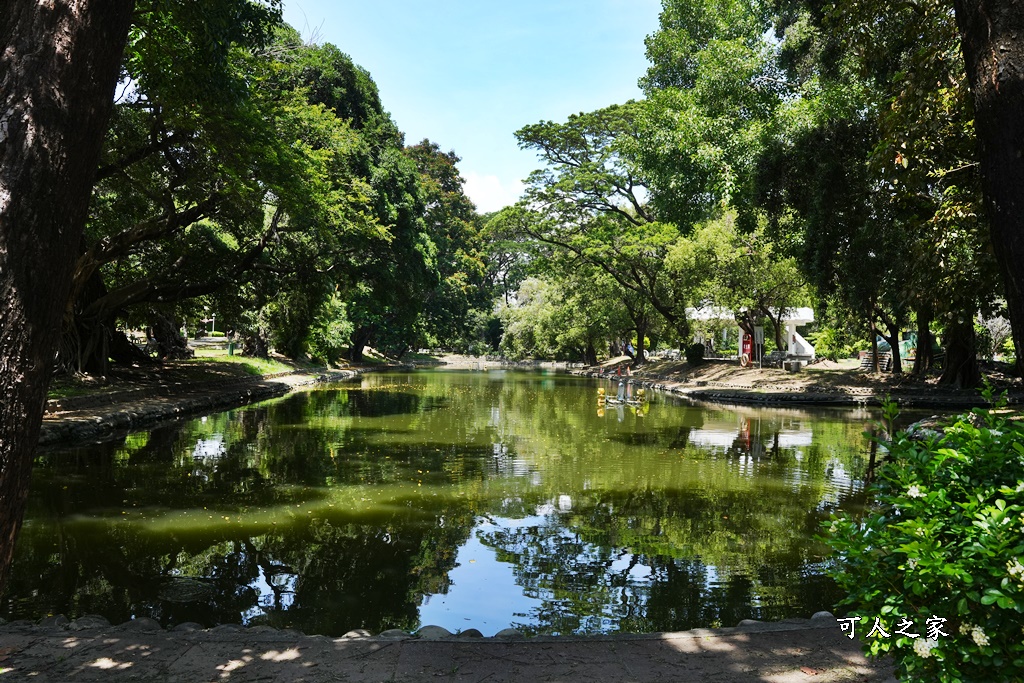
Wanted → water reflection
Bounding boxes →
[7,371,894,635]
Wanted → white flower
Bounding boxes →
[907,485,924,499]
[906,558,918,570]
[1009,558,1024,580]
[989,430,1003,438]
[971,627,989,647]
[829,522,838,534]
[959,623,973,635]
[913,638,938,658]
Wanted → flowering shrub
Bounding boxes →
[825,397,1024,682]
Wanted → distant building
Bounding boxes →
[686,307,816,362]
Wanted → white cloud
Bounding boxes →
[463,172,525,214]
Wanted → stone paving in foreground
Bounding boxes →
[0,612,897,682]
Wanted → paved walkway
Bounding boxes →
[0,615,896,682]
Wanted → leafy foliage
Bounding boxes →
[760,0,1002,384]
[64,9,491,369]
[825,399,1024,681]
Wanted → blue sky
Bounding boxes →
[282,1,663,213]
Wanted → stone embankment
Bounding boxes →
[0,611,897,682]
[40,369,361,447]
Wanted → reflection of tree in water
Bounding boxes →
[296,388,448,419]
[477,485,850,634]
[12,372,875,634]
[28,420,309,518]
[14,385,479,634]
[242,507,474,634]
[3,524,261,629]
[3,501,475,635]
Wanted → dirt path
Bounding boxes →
[578,357,1023,409]
[41,367,361,447]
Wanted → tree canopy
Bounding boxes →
[498,0,1020,381]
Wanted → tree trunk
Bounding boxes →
[634,332,647,366]
[78,317,111,375]
[940,315,981,388]
[953,0,1024,376]
[882,330,901,375]
[348,326,374,362]
[69,275,166,373]
[243,330,270,359]
[876,310,904,375]
[913,305,935,376]
[584,338,598,366]
[151,312,193,361]
[772,320,785,354]
[108,329,153,366]
[870,322,880,373]
[759,308,785,353]
[633,315,648,366]
[0,1,135,596]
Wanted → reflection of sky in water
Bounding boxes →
[419,517,546,631]
[609,553,653,581]
[421,498,824,633]
[419,506,671,634]
[242,564,297,624]
[191,434,225,463]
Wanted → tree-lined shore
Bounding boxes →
[3,2,1023,678]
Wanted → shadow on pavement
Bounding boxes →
[0,621,897,682]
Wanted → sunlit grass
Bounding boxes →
[47,379,105,400]
[187,350,301,376]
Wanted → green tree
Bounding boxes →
[0,0,285,599]
[405,141,489,348]
[514,105,692,349]
[68,18,375,370]
[757,0,1001,384]
[953,0,1024,376]
[637,0,779,229]
[668,214,809,352]
[499,266,633,364]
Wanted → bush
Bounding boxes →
[825,397,1024,682]
[305,293,352,365]
[684,342,705,365]
[1002,337,1016,367]
[806,326,858,362]
[975,322,995,361]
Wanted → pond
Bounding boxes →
[6,370,887,636]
